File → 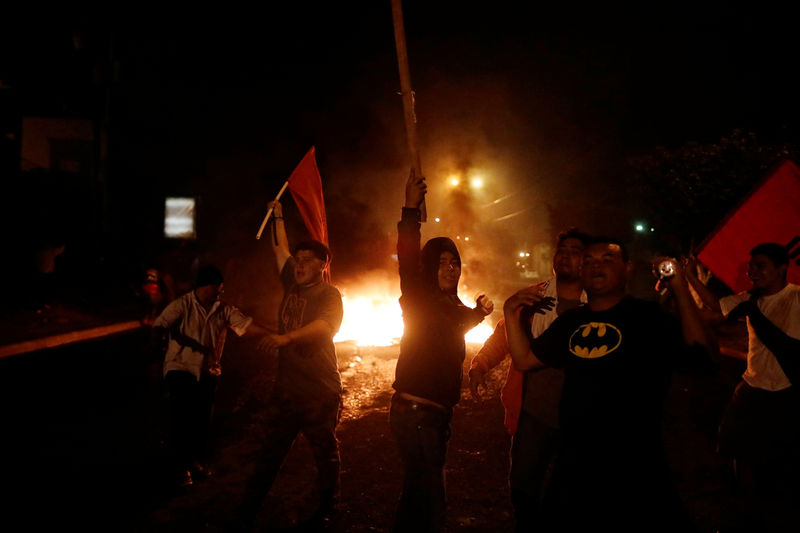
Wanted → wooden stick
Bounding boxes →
[391,0,427,221]
[256,180,289,240]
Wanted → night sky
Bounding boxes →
[3,2,799,300]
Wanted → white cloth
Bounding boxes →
[154,291,252,380]
[531,277,588,338]
[720,283,800,391]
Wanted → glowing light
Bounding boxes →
[525,253,530,257]
[434,217,441,222]
[650,227,655,232]
[519,252,526,257]
[334,292,404,347]
[164,197,196,239]
[449,176,460,186]
[466,323,494,344]
[470,177,484,189]
[464,236,470,241]
[634,223,646,233]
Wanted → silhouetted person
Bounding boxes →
[391,170,493,532]
[505,237,716,532]
[468,228,586,531]
[236,200,343,530]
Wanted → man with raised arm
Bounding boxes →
[468,228,586,531]
[686,243,800,529]
[391,169,493,532]
[236,200,344,530]
[504,236,716,531]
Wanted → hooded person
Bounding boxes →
[390,170,493,532]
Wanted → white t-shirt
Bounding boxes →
[720,283,800,391]
[154,291,252,380]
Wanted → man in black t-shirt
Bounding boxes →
[504,236,716,531]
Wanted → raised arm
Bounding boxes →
[662,258,719,356]
[397,169,426,294]
[270,200,292,273]
[684,256,722,313]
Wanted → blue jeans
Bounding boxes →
[389,394,453,533]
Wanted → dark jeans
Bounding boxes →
[166,370,217,472]
[237,390,342,528]
[718,381,800,529]
[509,411,559,532]
[389,393,453,533]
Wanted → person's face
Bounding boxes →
[747,254,787,295]
[197,283,223,305]
[581,243,630,297]
[553,237,584,280]
[294,250,326,285]
[437,251,461,292]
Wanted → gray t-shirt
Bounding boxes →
[277,258,344,398]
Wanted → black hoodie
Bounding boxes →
[393,207,486,407]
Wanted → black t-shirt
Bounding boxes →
[530,296,709,525]
[531,296,695,451]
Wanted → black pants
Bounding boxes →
[237,390,342,527]
[389,394,453,533]
[166,370,217,472]
[509,411,559,532]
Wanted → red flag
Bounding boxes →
[697,159,800,292]
[286,147,331,281]
[287,146,328,246]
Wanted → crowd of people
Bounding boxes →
[145,169,798,532]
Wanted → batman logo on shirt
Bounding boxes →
[568,322,622,359]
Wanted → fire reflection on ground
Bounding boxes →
[335,341,492,422]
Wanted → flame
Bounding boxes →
[333,273,494,347]
[334,293,404,347]
[465,323,494,344]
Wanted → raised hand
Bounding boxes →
[404,168,427,209]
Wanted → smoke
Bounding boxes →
[145,9,631,317]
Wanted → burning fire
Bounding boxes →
[333,274,495,347]
[334,293,404,347]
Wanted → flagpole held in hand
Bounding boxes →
[256,181,289,240]
[391,0,426,222]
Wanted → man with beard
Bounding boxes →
[468,228,586,531]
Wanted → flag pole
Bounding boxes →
[255,180,289,240]
[391,0,427,221]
